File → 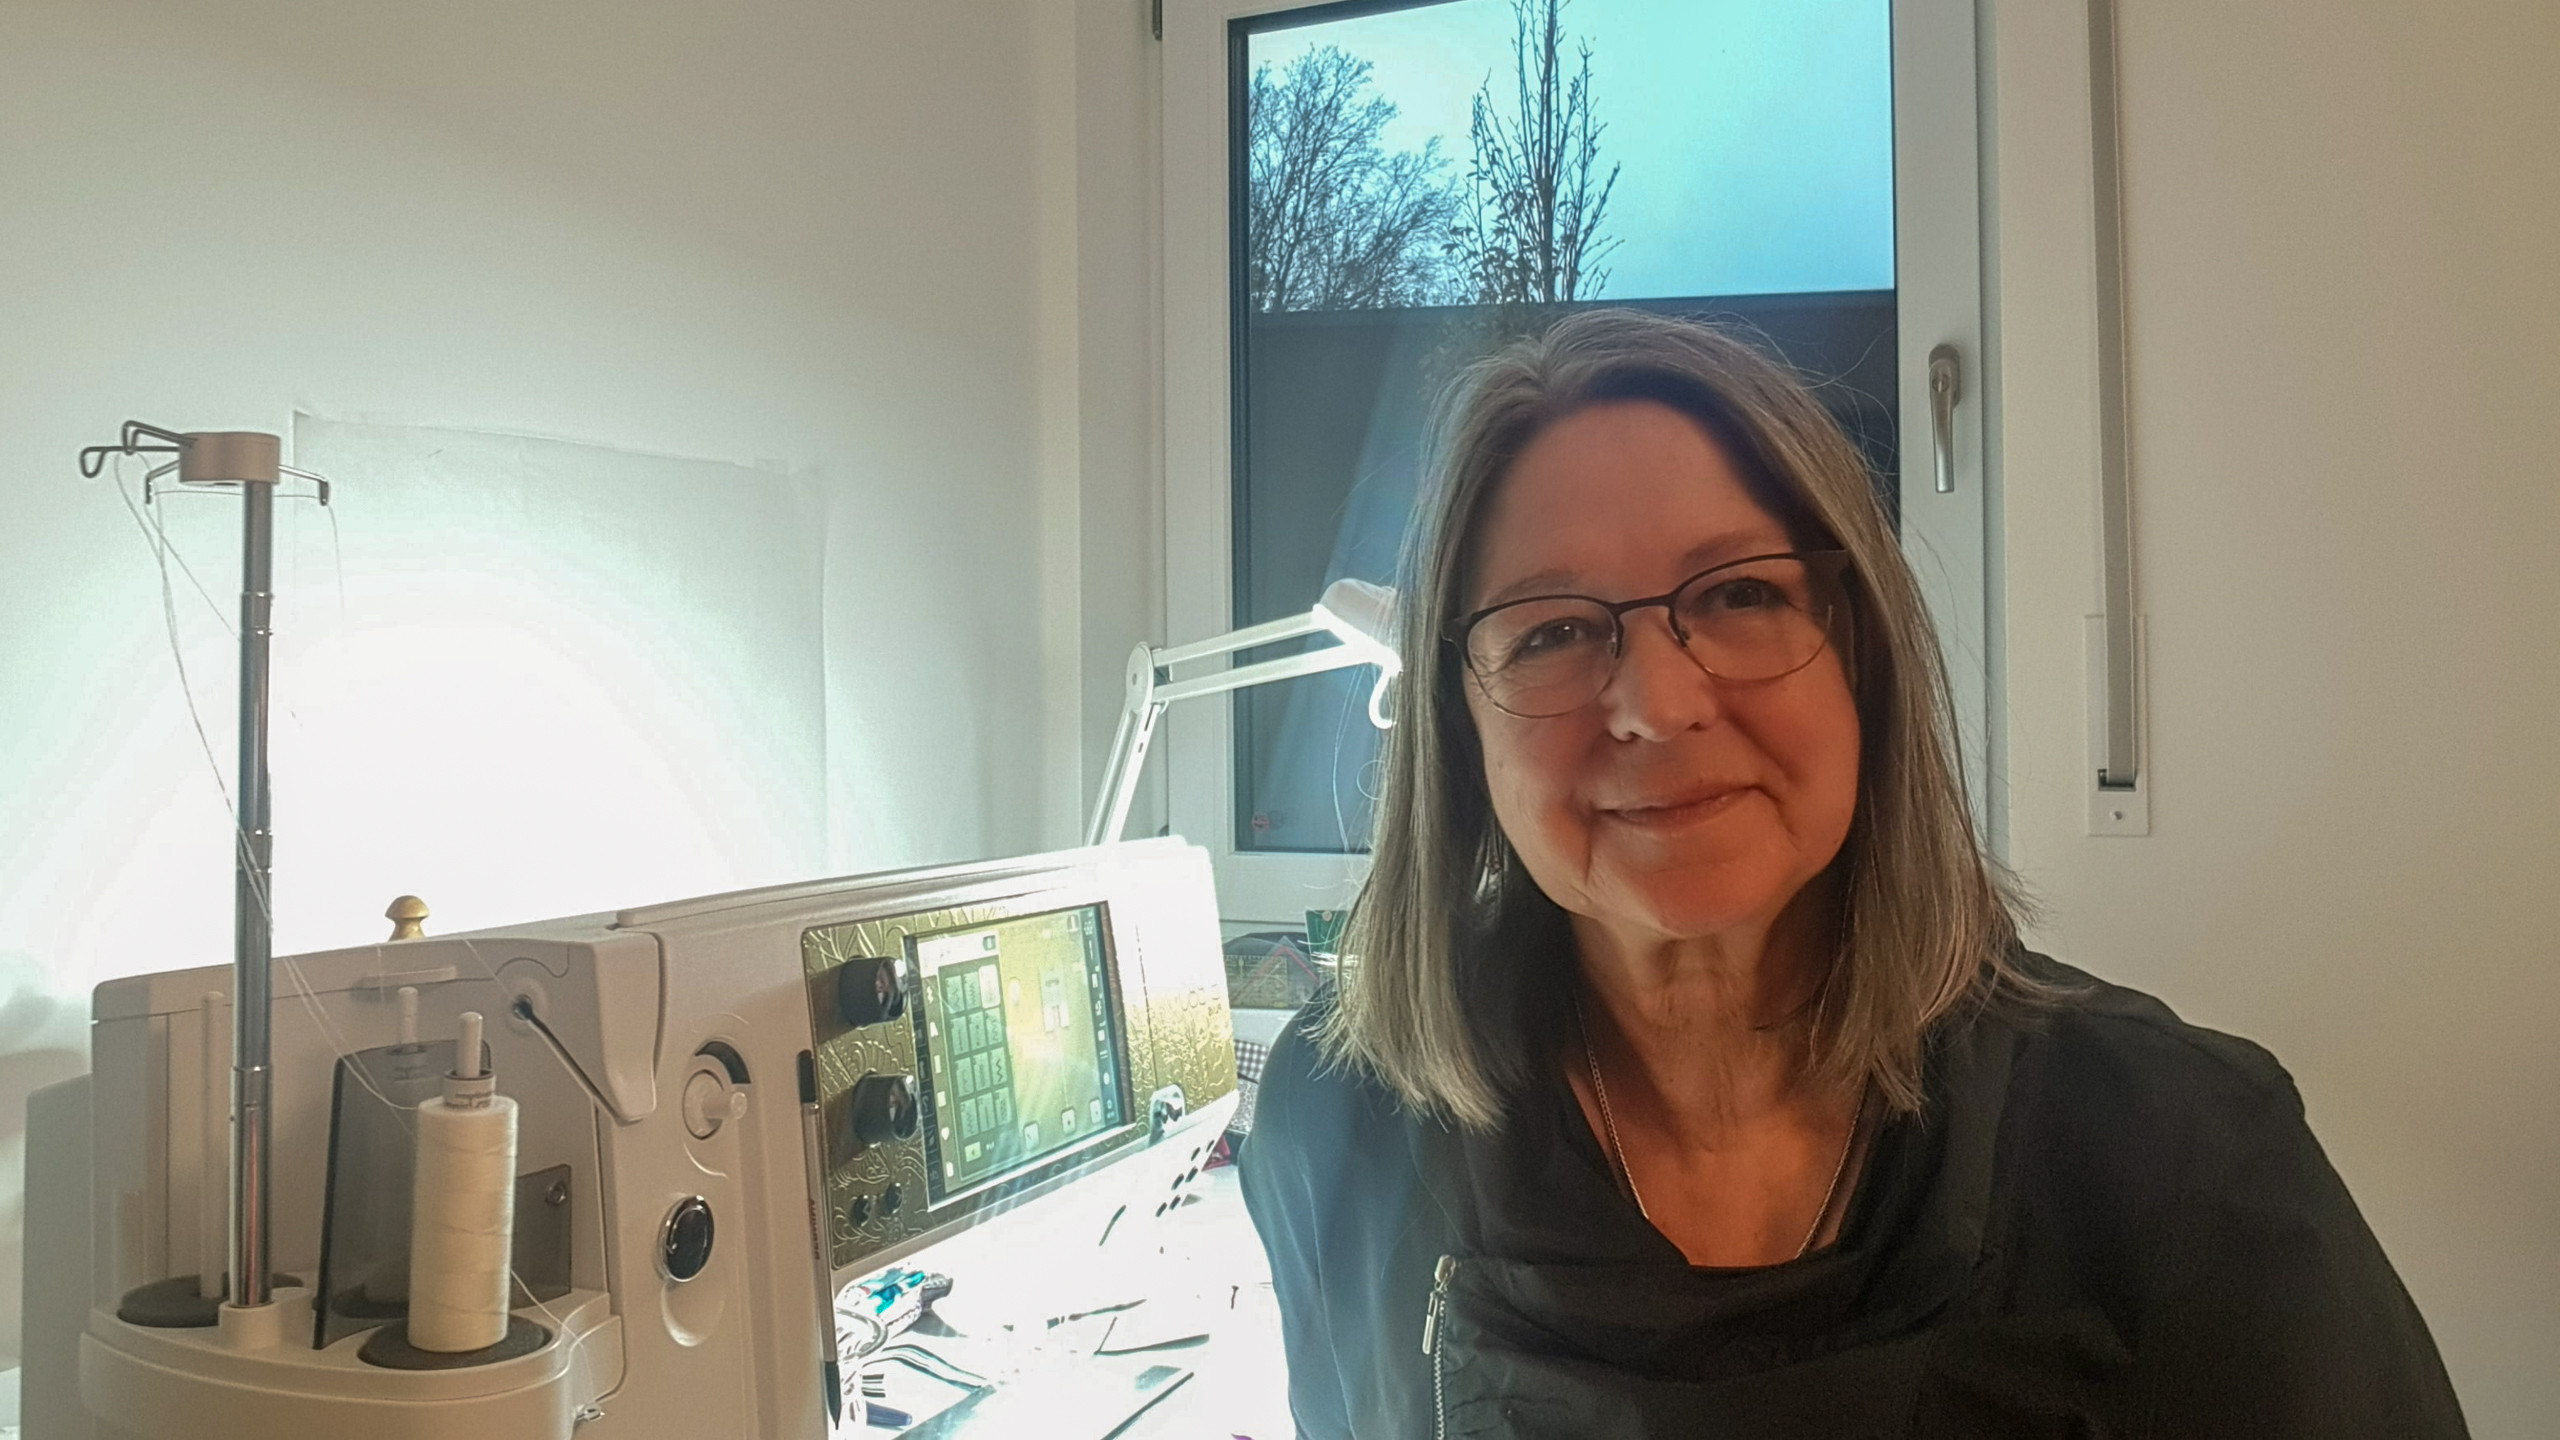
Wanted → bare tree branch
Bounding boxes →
[1247,46,1463,312]
[1455,0,1621,305]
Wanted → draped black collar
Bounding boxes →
[1403,999,2024,1382]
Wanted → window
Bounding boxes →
[1162,0,1989,922]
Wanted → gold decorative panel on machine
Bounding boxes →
[796,843,1238,1274]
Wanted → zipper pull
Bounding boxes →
[1420,1254,1456,1356]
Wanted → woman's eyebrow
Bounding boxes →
[1477,567,1585,608]
[1475,532,1796,609]
[1675,531,1793,574]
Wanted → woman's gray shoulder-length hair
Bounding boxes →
[1316,308,2054,1131]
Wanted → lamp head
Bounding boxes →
[1313,577,1400,729]
[1313,577,1395,659]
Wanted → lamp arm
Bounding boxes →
[1086,635,1398,845]
[1087,579,1401,847]
[1086,644,1162,847]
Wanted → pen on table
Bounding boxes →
[799,1050,845,1426]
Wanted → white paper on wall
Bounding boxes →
[267,417,829,941]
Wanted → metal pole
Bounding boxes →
[230,472,275,1309]
[76,425,296,1309]
[2090,0,2141,790]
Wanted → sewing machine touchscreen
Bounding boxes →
[908,904,1127,1204]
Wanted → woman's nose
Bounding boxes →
[1597,607,1720,741]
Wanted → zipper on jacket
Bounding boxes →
[1424,1254,1456,1440]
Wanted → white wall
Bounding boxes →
[0,0,1066,1372]
[1035,0,1170,848]
[1990,1,2559,1433]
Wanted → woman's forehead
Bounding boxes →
[1465,400,1792,606]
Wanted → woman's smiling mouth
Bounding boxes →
[1599,787,1753,828]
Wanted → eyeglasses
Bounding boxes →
[1448,550,1853,719]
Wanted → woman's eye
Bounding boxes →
[1510,617,1601,659]
[1699,578,1787,613]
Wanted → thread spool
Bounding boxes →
[405,1011,517,1352]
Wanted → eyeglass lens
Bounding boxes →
[1464,555,1840,718]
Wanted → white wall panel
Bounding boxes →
[1989,2,2560,1431]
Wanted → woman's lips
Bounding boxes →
[1599,787,1751,828]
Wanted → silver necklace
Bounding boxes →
[1573,990,1859,1261]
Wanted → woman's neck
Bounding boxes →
[1568,881,1841,1144]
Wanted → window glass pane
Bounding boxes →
[1232,0,1896,854]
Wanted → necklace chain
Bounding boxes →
[1573,990,1859,1261]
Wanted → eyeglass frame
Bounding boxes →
[1444,549,1857,718]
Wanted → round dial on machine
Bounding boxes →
[835,957,906,1027]
[848,1073,919,1146]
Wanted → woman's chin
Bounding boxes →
[1571,875,1793,947]
[1565,834,1796,925]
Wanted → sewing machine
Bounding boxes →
[21,838,1239,1439]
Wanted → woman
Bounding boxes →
[1239,311,2466,1438]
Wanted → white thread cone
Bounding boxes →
[406,1091,517,1351]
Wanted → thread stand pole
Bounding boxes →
[75,425,304,1318]
[231,466,276,1311]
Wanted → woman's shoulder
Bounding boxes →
[1969,951,2326,1201]
[1250,985,1413,1157]
[1995,950,2300,1114]
[1238,986,1435,1257]
[1974,956,2467,1431]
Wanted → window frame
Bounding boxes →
[1157,0,1994,924]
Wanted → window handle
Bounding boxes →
[1928,343,1962,494]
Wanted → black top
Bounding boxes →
[1239,957,2468,1439]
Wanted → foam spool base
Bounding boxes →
[358,1315,549,1370]
[116,1274,302,1329]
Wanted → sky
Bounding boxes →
[1247,0,1895,298]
